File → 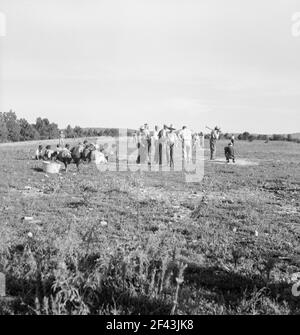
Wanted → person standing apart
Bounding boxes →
[179,126,192,164]
[230,135,235,145]
[59,130,65,147]
[210,126,221,160]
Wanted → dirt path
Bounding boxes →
[205,157,259,166]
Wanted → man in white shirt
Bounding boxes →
[152,125,159,164]
[179,126,192,163]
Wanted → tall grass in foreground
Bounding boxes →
[2,230,193,315]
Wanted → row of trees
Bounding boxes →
[0,110,123,143]
[219,132,300,143]
[0,110,299,143]
[0,111,60,142]
[64,125,120,138]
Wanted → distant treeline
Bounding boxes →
[0,110,60,142]
[205,131,300,143]
[0,110,134,143]
[0,110,299,143]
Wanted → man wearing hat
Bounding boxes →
[210,126,221,160]
[158,124,168,166]
[166,124,177,168]
[136,125,147,164]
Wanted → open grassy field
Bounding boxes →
[0,138,299,314]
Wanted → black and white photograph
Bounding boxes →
[0,0,300,319]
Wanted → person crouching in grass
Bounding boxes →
[43,145,55,161]
[224,142,235,163]
[35,145,44,160]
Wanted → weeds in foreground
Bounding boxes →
[1,223,194,315]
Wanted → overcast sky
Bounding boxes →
[0,0,300,133]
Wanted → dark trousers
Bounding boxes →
[147,139,151,154]
[210,141,216,160]
[159,143,168,165]
[136,143,141,164]
[147,139,151,164]
[159,143,163,165]
[154,141,159,163]
[137,143,148,164]
[224,147,235,162]
[169,143,174,168]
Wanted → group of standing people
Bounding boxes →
[134,124,235,166]
[133,124,204,168]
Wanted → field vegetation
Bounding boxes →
[0,139,299,314]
